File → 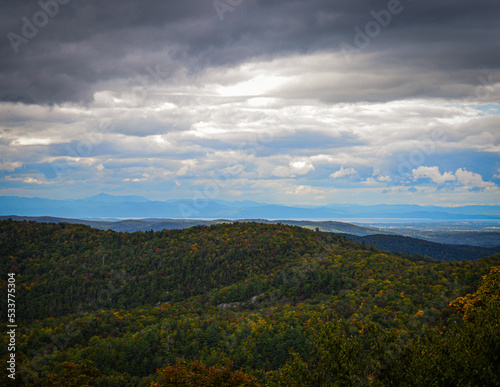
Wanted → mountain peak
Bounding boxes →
[83,193,149,203]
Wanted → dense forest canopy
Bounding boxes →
[0,219,498,386]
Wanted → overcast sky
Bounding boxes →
[1,0,499,206]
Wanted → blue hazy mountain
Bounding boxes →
[1,194,500,220]
[81,193,150,203]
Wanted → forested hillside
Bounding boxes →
[1,220,499,386]
[339,233,500,262]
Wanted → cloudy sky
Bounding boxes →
[1,0,499,206]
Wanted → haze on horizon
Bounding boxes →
[1,0,499,207]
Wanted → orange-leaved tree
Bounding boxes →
[450,265,500,320]
[152,360,261,387]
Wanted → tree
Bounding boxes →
[152,360,261,387]
[34,360,102,386]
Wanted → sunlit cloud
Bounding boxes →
[330,166,357,179]
[0,1,499,205]
[412,166,456,185]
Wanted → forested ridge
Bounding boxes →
[338,233,500,262]
[1,219,499,386]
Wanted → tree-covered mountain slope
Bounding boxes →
[0,215,382,236]
[0,220,498,386]
[339,233,500,262]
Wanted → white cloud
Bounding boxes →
[412,166,496,190]
[23,177,52,185]
[0,56,499,205]
[330,166,357,179]
[123,173,150,183]
[0,162,22,171]
[5,175,54,185]
[454,168,495,189]
[290,160,315,175]
[286,185,324,197]
[376,174,393,182]
[273,160,315,177]
[12,138,55,146]
[412,166,456,184]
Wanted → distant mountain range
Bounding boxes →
[1,193,500,220]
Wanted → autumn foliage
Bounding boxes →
[0,219,498,385]
[152,361,261,387]
[450,266,500,320]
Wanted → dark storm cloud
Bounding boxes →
[1,0,499,105]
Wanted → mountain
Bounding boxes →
[0,215,382,235]
[339,233,500,262]
[2,215,499,258]
[400,230,500,248]
[1,194,500,220]
[82,193,150,203]
[1,219,499,385]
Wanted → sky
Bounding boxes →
[0,0,499,206]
